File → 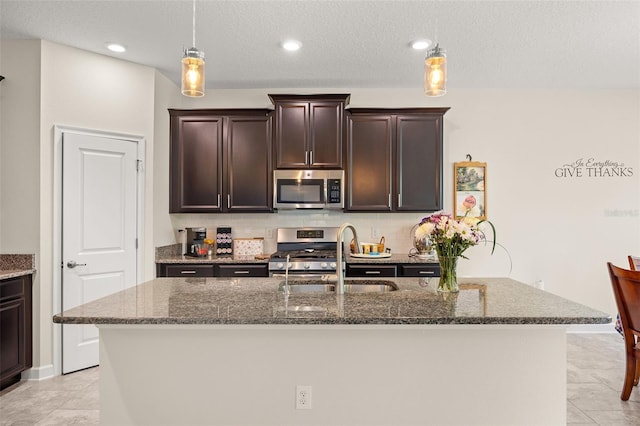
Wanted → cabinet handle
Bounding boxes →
[388,193,391,208]
[309,150,313,165]
[217,194,221,207]
[233,270,250,274]
[398,193,402,207]
[180,270,197,274]
[365,271,381,275]
[227,194,230,209]
[419,271,435,275]
[305,150,309,165]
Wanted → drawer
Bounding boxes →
[398,264,440,277]
[0,278,25,302]
[345,264,396,277]
[162,264,215,277]
[215,264,269,278]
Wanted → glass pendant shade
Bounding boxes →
[424,44,447,97]
[181,47,205,97]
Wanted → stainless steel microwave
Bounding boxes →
[273,170,344,210]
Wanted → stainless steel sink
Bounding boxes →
[279,280,398,294]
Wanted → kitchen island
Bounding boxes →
[54,276,609,425]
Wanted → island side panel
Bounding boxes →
[99,325,566,426]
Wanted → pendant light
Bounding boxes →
[181,0,205,97]
[424,43,446,97]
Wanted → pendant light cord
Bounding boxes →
[192,0,196,48]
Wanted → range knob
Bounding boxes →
[287,262,293,269]
[304,263,310,270]
[329,262,337,268]
[276,262,284,269]
[320,262,328,269]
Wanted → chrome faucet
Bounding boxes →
[336,223,360,295]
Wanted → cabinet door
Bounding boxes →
[398,264,440,277]
[0,276,32,390]
[395,114,443,211]
[274,102,309,168]
[345,264,397,277]
[309,102,343,168]
[170,115,223,212]
[225,115,273,211]
[158,264,215,277]
[346,114,393,211]
[215,264,269,277]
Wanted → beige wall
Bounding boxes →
[0,39,43,362]
[1,40,158,373]
[1,39,638,375]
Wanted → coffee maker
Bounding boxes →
[186,227,207,257]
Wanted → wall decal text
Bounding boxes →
[555,157,633,178]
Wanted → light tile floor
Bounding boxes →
[0,333,639,425]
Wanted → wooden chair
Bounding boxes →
[628,255,640,271]
[607,262,640,400]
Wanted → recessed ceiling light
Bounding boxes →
[411,39,432,50]
[282,40,302,51]
[105,42,127,53]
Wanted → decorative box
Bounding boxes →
[233,238,264,256]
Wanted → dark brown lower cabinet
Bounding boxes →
[345,264,397,277]
[215,264,269,277]
[156,264,215,277]
[398,264,440,277]
[156,263,268,278]
[0,274,33,391]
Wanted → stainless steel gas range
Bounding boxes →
[268,227,342,278]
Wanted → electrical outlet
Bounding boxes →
[265,227,274,239]
[371,227,380,240]
[296,385,312,409]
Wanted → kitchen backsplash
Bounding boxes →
[0,254,36,270]
[169,211,428,255]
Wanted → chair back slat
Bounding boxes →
[608,262,640,334]
[628,255,640,271]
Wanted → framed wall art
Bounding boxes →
[454,161,487,220]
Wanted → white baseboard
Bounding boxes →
[22,364,55,381]
[567,323,617,333]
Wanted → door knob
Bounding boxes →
[67,260,86,269]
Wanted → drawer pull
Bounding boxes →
[419,271,435,275]
[180,270,197,274]
[365,271,381,275]
[233,270,250,274]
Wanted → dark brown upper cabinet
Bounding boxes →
[346,108,449,212]
[269,94,350,169]
[169,109,273,213]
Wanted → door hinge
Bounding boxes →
[136,160,143,172]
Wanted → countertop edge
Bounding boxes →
[0,269,36,280]
[52,315,611,326]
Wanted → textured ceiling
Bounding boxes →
[1,0,639,90]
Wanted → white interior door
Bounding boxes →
[62,131,138,374]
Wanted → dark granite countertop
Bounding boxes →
[0,254,36,280]
[156,254,270,264]
[0,269,36,280]
[155,253,437,265]
[346,253,438,264]
[53,276,611,326]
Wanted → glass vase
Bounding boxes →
[437,255,459,293]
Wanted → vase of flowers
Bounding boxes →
[415,212,495,293]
